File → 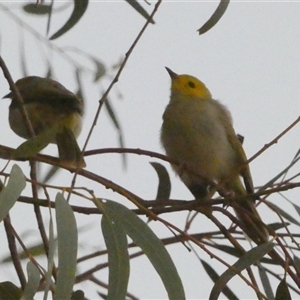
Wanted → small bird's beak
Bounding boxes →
[165,67,178,79]
[2,92,12,99]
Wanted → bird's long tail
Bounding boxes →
[227,177,268,244]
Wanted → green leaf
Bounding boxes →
[124,0,155,24]
[214,244,244,258]
[42,165,60,185]
[275,278,291,300]
[90,56,106,82]
[293,255,300,271]
[101,211,130,300]
[97,200,185,300]
[71,290,85,300]
[50,0,89,40]
[150,162,171,200]
[258,265,274,300]
[23,3,52,15]
[54,193,78,300]
[104,98,127,167]
[198,0,230,35]
[46,1,54,37]
[44,216,56,299]
[13,125,58,159]
[22,262,40,300]
[2,242,47,263]
[209,242,274,300]
[287,199,300,218]
[19,33,29,77]
[104,98,121,131]
[214,244,275,265]
[258,155,300,192]
[267,222,290,231]
[0,282,22,300]
[0,165,26,222]
[267,202,300,226]
[200,260,238,300]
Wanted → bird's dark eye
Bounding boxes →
[188,81,195,88]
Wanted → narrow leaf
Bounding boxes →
[209,242,274,300]
[97,200,185,300]
[215,244,243,258]
[215,244,275,265]
[200,260,238,300]
[23,3,52,15]
[125,0,155,24]
[198,0,230,35]
[0,282,22,300]
[104,98,127,166]
[2,242,47,263]
[150,162,171,200]
[50,0,89,40]
[258,155,300,192]
[71,290,85,300]
[54,194,78,300]
[13,125,58,159]
[293,255,300,271]
[22,262,40,300]
[101,213,130,300]
[267,202,300,226]
[258,266,274,300]
[287,199,300,218]
[267,222,290,231]
[19,32,29,77]
[46,0,54,36]
[42,165,60,185]
[104,98,121,131]
[44,215,56,300]
[275,279,291,300]
[90,56,106,82]
[0,165,26,222]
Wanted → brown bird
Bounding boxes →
[4,76,86,168]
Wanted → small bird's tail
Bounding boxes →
[233,200,268,244]
[56,127,86,169]
[226,177,268,244]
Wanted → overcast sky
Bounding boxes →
[0,1,300,299]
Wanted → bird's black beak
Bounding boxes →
[2,92,12,99]
[165,67,178,79]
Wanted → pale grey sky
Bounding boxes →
[0,1,300,299]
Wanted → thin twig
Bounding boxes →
[3,215,26,289]
[66,0,163,201]
[0,56,50,261]
[30,160,50,258]
[0,55,35,137]
[248,116,300,164]
[82,1,160,153]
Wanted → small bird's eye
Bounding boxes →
[188,81,195,88]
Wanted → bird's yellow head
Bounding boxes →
[165,67,212,100]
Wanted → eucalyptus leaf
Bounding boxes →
[125,0,155,24]
[54,194,78,300]
[50,0,89,40]
[0,282,22,300]
[22,262,40,300]
[96,199,185,300]
[198,0,230,35]
[275,278,291,300]
[101,212,129,300]
[0,165,26,223]
[209,242,274,300]
[150,162,171,200]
